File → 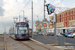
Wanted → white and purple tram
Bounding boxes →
[9,22,29,39]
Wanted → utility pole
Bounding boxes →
[44,0,46,37]
[32,0,33,38]
[23,10,24,22]
[19,15,20,22]
[54,13,57,45]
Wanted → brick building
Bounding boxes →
[49,8,75,34]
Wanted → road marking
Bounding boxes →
[65,43,71,45]
[44,38,59,42]
[54,46,66,49]
[47,44,55,45]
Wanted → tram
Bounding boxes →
[9,22,29,39]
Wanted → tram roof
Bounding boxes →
[16,22,28,25]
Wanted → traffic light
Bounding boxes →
[46,4,55,15]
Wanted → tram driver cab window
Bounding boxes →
[18,26,28,34]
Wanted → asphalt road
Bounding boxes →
[33,35,75,46]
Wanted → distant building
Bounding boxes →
[35,18,49,33]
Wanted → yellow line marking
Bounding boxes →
[65,43,71,45]
[54,46,66,49]
[47,44,55,45]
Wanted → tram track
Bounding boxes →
[17,39,51,50]
[9,36,51,50]
[18,41,35,50]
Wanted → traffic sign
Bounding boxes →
[43,22,47,28]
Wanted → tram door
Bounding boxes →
[63,29,65,33]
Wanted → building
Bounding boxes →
[49,8,75,34]
[35,18,49,33]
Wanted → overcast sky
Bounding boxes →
[0,0,75,33]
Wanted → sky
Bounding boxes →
[0,0,75,34]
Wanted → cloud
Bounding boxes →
[0,0,5,16]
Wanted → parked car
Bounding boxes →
[62,33,65,36]
[65,32,71,37]
[38,32,42,35]
[46,32,52,36]
[67,33,75,38]
[50,33,54,36]
[57,33,63,36]
[45,32,48,35]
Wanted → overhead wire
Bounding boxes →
[19,0,31,15]
[54,0,63,5]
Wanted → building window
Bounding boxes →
[65,18,66,21]
[67,18,69,21]
[70,17,72,20]
[65,13,66,16]
[67,12,69,16]
[73,16,74,20]
[70,11,72,15]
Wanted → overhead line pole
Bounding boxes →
[23,10,24,22]
[44,0,45,37]
[32,0,33,38]
[19,15,20,22]
[54,13,57,45]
